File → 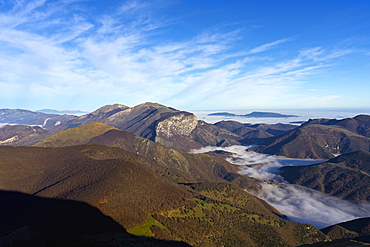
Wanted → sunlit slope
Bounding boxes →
[34,122,119,147]
[0,145,327,246]
[280,151,370,200]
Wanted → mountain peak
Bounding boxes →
[135,102,178,111]
[91,104,129,115]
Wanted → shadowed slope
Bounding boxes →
[299,217,370,246]
[321,217,370,243]
[0,190,191,247]
[280,151,370,200]
[0,145,192,229]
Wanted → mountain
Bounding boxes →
[0,144,326,246]
[0,125,52,146]
[215,120,297,145]
[63,104,129,127]
[279,151,370,200]
[1,103,242,151]
[61,102,241,152]
[302,115,370,138]
[254,121,370,159]
[0,108,78,129]
[189,120,241,147]
[209,111,298,118]
[321,217,370,243]
[301,217,370,246]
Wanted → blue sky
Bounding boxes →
[1,0,370,111]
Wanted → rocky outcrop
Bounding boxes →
[155,113,198,139]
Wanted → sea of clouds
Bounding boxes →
[191,145,370,229]
[191,108,370,125]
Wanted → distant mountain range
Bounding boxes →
[0,108,78,127]
[37,109,87,115]
[2,104,370,159]
[208,111,299,118]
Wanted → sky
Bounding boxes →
[1,0,370,112]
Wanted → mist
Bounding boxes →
[191,145,370,229]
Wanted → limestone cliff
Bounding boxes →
[155,113,198,139]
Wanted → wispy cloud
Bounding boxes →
[0,0,359,110]
[246,38,291,55]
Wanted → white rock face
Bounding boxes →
[155,113,198,138]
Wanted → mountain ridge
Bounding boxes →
[209,111,299,118]
[279,150,370,200]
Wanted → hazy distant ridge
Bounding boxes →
[37,109,87,115]
[208,111,299,118]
